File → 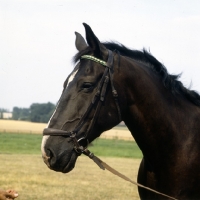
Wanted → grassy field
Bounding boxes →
[0,120,46,134]
[0,132,142,158]
[0,155,141,200]
[0,119,133,140]
[0,120,142,199]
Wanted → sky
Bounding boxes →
[1,0,200,111]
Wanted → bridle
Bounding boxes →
[43,50,121,154]
[42,50,178,200]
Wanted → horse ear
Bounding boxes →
[75,32,88,51]
[83,23,107,59]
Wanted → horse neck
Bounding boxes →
[120,58,198,155]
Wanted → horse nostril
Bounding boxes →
[47,148,53,159]
[42,152,51,167]
[46,148,58,168]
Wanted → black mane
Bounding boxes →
[74,42,200,106]
[105,42,200,107]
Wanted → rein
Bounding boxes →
[83,148,178,200]
[43,51,178,200]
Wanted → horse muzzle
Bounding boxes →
[41,131,79,173]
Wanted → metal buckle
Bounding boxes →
[78,137,89,149]
[74,137,89,154]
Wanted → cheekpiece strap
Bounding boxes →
[81,55,108,67]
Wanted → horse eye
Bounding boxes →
[82,82,93,89]
[82,83,95,92]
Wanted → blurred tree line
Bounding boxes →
[12,102,55,123]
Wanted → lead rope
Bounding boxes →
[83,148,178,200]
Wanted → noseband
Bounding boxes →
[43,50,121,154]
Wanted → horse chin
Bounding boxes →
[62,152,78,173]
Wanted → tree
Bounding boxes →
[12,107,30,121]
[30,102,55,123]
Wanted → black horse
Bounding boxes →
[41,23,200,199]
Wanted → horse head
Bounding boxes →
[41,23,126,173]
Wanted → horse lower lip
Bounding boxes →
[63,165,72,173]
[62,153,76,173]
[63,160,74,173]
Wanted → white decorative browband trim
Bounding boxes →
[81,55,108,67]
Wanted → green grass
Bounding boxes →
[0,132,142,158]
[90,138,142,158]
[0,132,42,154]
